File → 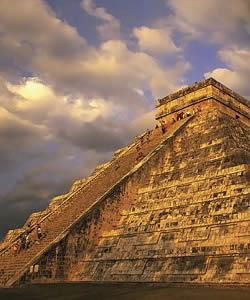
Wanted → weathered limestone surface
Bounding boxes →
[0,78,249,287]
[156,78,249,127]
[39,111,250,284]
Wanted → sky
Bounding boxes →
[0,0,250,239]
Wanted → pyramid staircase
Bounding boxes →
[0,116,193,287]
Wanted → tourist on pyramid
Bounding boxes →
[25,233,31,249]
[146,129,151,142]
[140,135,144,146]
[37,224,43,240]
[13,240,20,256]
[160,120,166,134]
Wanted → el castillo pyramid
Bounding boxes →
[0,78,249,287]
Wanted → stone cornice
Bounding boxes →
[155,96,250,120]
[157,78,250,109]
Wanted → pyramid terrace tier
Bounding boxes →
[156,77,250,127]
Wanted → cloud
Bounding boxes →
[85,40,188,98]
[33,37,189,103]
[81,0,120,40]
[204,47,250,97]
[157,0,250,99]
[133,26,180,55]
[0,74,156,231]
[4,76,158,154]
[0,0,193,240]
[166,0,250,45]
[0,0,87,55]
[205,68,240,88]
[4,77,126,148]
[0,106,47,145]
[0,166,79,238]
[129,110,155,133]
[0,0,190,105]
[6,77,119,124]
[0,0,89,83]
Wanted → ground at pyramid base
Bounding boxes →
[0,78,249,287]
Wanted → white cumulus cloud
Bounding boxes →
[205,47,250,98]
[133,26,180,55]
[81,0,120,39]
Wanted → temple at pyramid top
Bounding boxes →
[155,77,250,125]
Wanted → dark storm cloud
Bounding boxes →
[0,143,119,239]
[0,151,18,172]
[57,117,129,152]
[0,169,75,239]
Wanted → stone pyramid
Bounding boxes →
[0,78,249,287]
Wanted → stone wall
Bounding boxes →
[157,78,250,108]
[155,78,250,126]
[22,110,250,285]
